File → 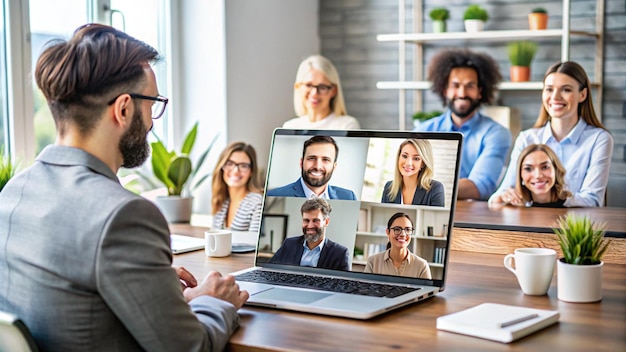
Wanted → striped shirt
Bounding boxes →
[212,192,263,231]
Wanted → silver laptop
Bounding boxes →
[233,129,462,319]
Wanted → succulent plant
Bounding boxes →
[553,214,611,265]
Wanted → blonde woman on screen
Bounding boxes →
[364,212,431,279]
[283,55,360,130]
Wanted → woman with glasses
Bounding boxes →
[382,139,445,206]
[283,55,360,129]
[211,142,264,231]
[364,212,431,279]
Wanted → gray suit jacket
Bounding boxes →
[0,145,238,352]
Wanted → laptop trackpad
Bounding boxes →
[253,288,330,304]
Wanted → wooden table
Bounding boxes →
[451,201,626,264]
[453,200,626,237]
[172,248,626,351]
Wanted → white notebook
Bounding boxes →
[436,303,559,343]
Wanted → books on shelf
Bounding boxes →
[436,303,559,343]
[432,247,446,264]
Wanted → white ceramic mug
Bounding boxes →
[205,230,232,257]
[503,248,556,295]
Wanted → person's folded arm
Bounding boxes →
[564,132,614,207]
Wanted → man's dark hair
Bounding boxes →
[301,197,332,219]
[301,135,339,162]
[34,23,160,136]
[427,48,502,106]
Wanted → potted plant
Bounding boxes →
[0,147,17,192]
[412,110,442,129]
[528,7,548,30]
[463,5,489,32]
[553,214,611,302]
[429,7,449,33]
[507,41,538,82]
[150,122,217,223]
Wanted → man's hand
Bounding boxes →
[173,265,198,290]
[183,271,249,309]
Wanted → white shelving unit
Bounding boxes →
[378,0,605,130]
[354,202,450,279]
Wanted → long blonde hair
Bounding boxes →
[386,139,435,201]
[515,144,571,204]
[211,142,263,215]
[534,61,606,129]
[293,55,347,117]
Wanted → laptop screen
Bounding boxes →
[257,129,462,288]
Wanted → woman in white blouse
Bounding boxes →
[490,61,613,207]
[283,55,360,130]
[211,142,263,231]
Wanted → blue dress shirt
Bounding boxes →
[494,119,614,207]
[300,238,325,267]
[414,110,512,199]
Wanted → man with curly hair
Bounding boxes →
[413,48,512,200]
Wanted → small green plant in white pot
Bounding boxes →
[463,5,489,32]
[150,122,217,223]
[429,7,449,33]
[553,214,611,302]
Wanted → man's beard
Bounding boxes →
[303,226,323,244]
[302,167,334,188]
[119,109,150,169]
[448,97,481,119]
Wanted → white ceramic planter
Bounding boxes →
[464,19,485,32]
[557,259,603,303]
[154,196,193,223]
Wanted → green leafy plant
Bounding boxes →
[0,147,18,192]
[463,5,489,22]
[553,214,611,265]
[412,110,442,121]
[531,7,548,14]
[507,41,538,67]
[150,122,217,196]
[429,8,449,21]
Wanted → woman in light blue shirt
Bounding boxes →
[491,61,613,207]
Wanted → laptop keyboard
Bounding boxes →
[236,270,420,298]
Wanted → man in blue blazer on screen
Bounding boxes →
[269,198,350,271]
[267,135,357,200]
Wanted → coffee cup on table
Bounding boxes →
[204,229,232,257]
[503,248,556,295]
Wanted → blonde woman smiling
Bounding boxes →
[381,139,445,206]
[283,55,360,130]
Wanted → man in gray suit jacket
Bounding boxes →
[267,135,357,200]
[0,24,248,351]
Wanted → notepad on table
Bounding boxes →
[436,303,559,343]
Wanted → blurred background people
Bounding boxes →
[382,139,444,206]
[490,144,571,208]
[212,142,263,231]
[413,48,511,200]
[492,61,613,207]
[283,55,360,130]
[364,212,431,279]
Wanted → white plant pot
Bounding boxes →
[154,196,193,223]
[557,259,603,303]
[464,19,485,32]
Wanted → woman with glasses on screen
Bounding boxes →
[381,139,445,206]
[212,142,264,231]
[282,55,360,129]
[364,212,432,279]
